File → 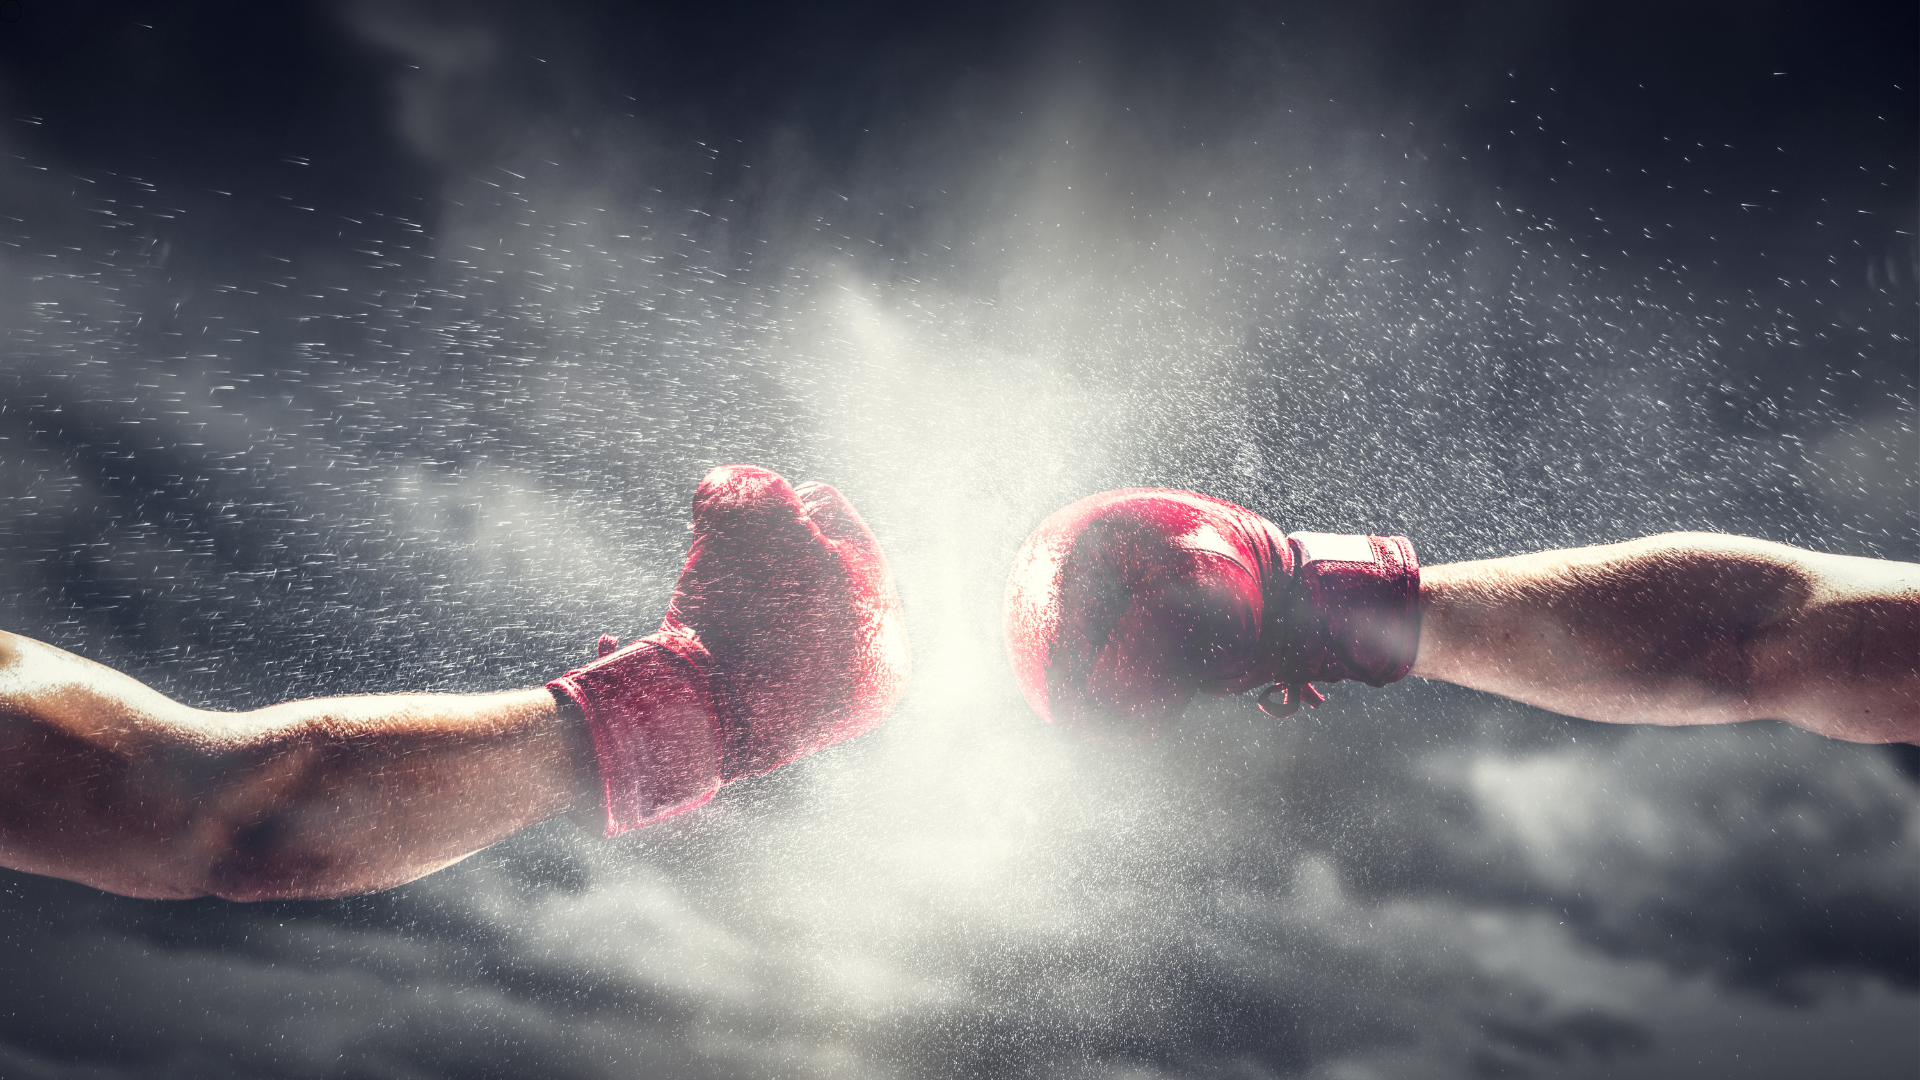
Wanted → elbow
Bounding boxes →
[1743,677,1920,745]
[197,817,338,902]
[191,798,391,902]
[48,795,340,903]
[21,743,311,902]
[12,707,373,901]
[1742,590,1920,744]
[183,724,434,902]
[176,747,369,902]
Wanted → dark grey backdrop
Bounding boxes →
[0,2,1913,1077]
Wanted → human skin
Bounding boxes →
[1411,532,1920,744]
[0,532,1912,903]
[0,630,597,901]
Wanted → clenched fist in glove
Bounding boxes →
[550,465,911,835]
[1003,488,1419,735]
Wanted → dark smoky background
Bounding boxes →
[0,1,1913,1077]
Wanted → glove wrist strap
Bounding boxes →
[548,632,725,837]
[1289,530,1422,684]
[1261,532,1421,715]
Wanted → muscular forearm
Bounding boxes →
[1409,533,1920,743]
[0,465,906,901]
[186,689,597,900]
[0,632,597,900]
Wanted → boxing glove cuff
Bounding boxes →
[548,632,725,837]
[1261,532,1420,715]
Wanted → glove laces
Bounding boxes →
[1256,681,1326,719]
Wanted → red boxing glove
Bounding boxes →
[1003,488,1419,735]
[549,465,910,835]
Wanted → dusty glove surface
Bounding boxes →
[1003,488,1418,735]
[551,465,911,834]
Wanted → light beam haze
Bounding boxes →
[0,2,1912,1077]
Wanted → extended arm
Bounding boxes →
[0,464,909,903]
[0,630,598,901]
[1410,532,1920,744]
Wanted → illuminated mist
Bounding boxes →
[0,2,1913,1078]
